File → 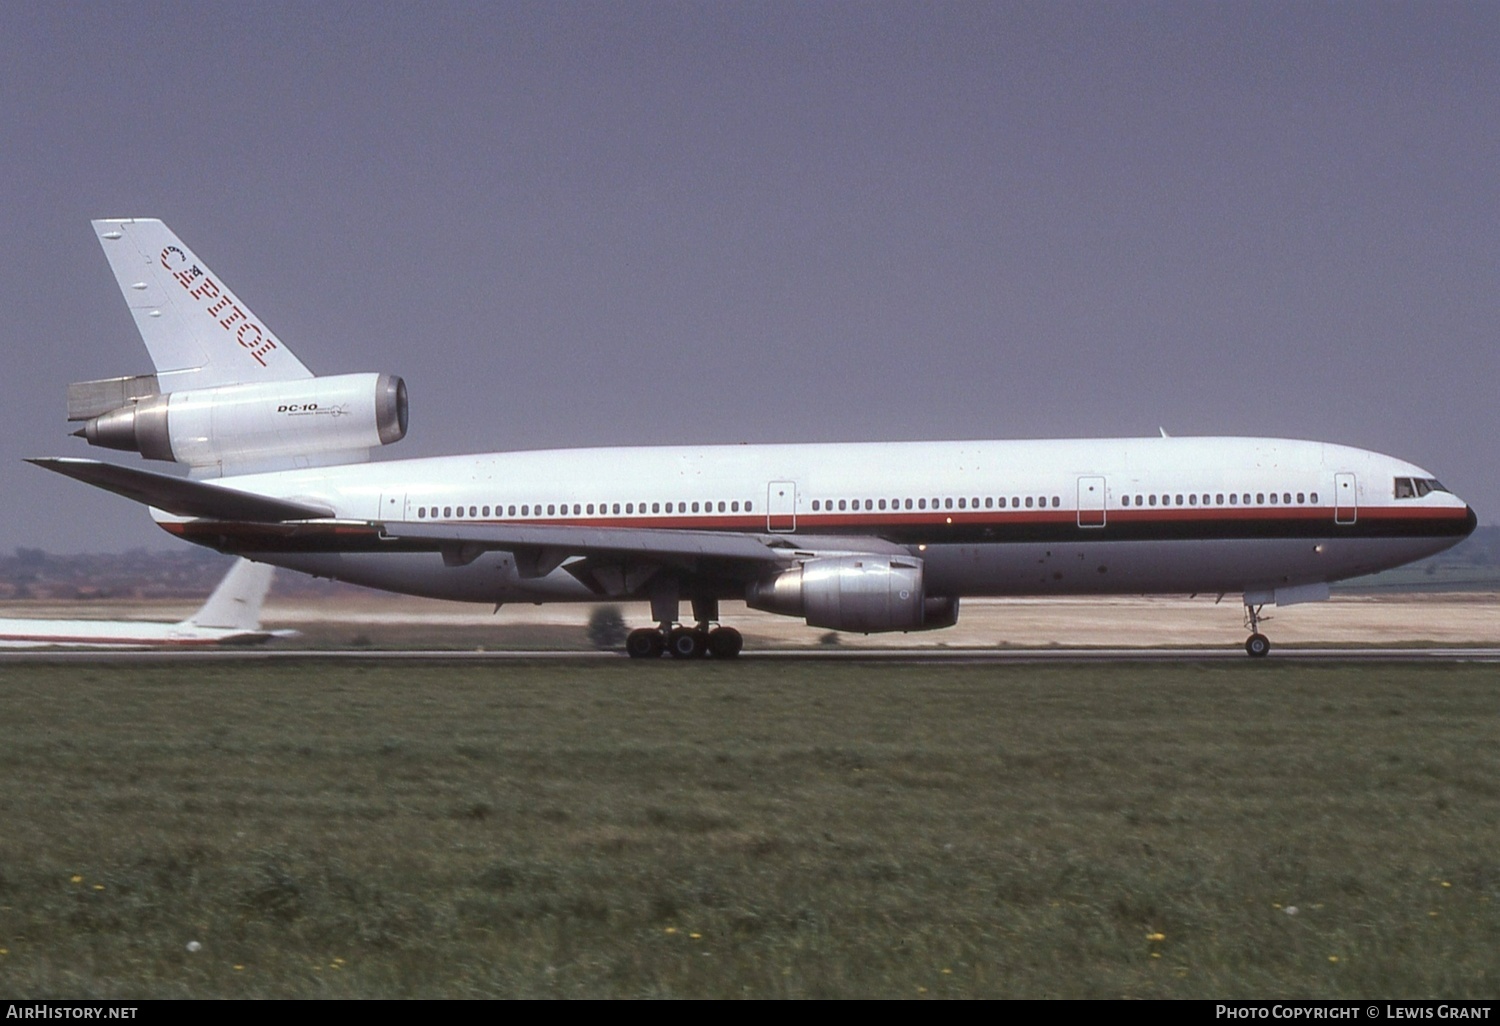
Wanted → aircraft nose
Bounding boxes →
[1464,506,1479,536]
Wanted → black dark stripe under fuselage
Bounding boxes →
[165,506,1476,554]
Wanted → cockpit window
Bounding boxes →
[1395,477,1449,499]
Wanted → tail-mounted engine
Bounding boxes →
[69,372,407,472]
[745,555,959,633]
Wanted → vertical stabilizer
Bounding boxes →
[185,559,276,630]
[92,218,313,391]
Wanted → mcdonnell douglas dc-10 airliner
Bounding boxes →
[30,219,1476,658]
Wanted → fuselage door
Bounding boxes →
[378,492,407,524]
[1334,473,1357,525]
[767,481,797,533]
[1077,476,1106,528]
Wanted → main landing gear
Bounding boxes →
[625,624,743,659]
[624,592,743,659]
[1243,602,1271,658]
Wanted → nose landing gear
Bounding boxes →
[1243,602,1271,658]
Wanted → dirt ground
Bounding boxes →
[4,592,1496,648]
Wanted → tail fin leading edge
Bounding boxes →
[92,218,313,391]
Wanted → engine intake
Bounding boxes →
[75,373,407,470]
[746,555,959,633]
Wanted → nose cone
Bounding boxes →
[1464,506,1479,536]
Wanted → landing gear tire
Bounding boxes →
[667,626,705,659]
[626,628,665,659]
[1245,633,1271,658]
[707,626,743,659]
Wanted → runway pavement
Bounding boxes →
[2,646,1498,664]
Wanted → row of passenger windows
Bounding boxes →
[414,489,1331,520]
[811,496,1061,512]
[414,499,755,520]
[1121,492,1318,507]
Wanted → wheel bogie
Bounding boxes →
[1245,633,1271,658]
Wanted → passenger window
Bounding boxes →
[1215,494,1223,505]
[417,508,426,519]
[1135,495,1142,506]
[1149,495,1157,506]
[905,499,913,510]
[957,498,966,510]
[625,503,633,514]
[1229,494,1237,505]
[444,506,453,518]
[548,504,556,515]
[1283,494,1291,505]
[1297,493,1305,504]
[508,505,516,516]
[880,499,888,510]
[972,497,979,508]
[1310,493,1318,503]
[1188,494,1197,506]
[1256,494,1264,504]
[1025,496,1034,508]
[812,500,820,511]
[917,498,926,510]
[944,498,953,510]
[732,501,739,513]
[838,499,847,511]
[1122,496,1130,507]
[692,502,700,513]
[864,499,872,511]
[1269,493,1278,505]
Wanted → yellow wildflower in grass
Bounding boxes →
[664,927,677,934]
[1328,956,1340,963]
[941,968,952,975]
[93,884,104,891]
[70,875,82,884]
[234,965,245,971]
[1441,881,1452,888]
[1146,932,1166,942]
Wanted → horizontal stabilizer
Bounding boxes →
[27,457,333,522]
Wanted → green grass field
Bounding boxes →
[0,659,1496,998]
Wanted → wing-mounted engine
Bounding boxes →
[745,555,959,633]
[69,372,407,475]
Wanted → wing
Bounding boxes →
[377,520,910,596]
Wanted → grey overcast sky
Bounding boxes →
[2,1,1496,553]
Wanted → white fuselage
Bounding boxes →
[155,436,1475,606]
